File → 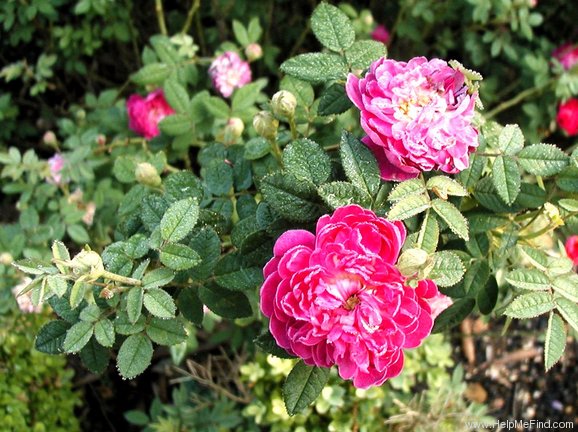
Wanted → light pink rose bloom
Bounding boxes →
[47,153,66,185]
[371,24,390,45]
[557,98,578,136]
[126,89,175,140]
[553,43,578,70]
[346,57,479,181]
[208,51,252,98]
[261,205,449,389]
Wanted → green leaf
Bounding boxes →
[429,251,465,287]
[131,63,171,85]
[141,195,169,231]
[117,334,153,379]
[163,78,189,113]
[283,361,330,416]
[215,264,263,291]
[163,171,204,202]
[462,260,490,296]
[416,210,439,254]
[388,178,426,202]
[468,212,508,234]
[340,131,380,197]
[280,76,314,107]
[552,274,578,302]
[94,319,115,347]
[198,283,252,319]
[506,268,550,291]
[311,2,355,51]
[231,79,267,113]
[244,137,271,160]
[143,288,176,319]
[46,275,68,297]
[204,96,231,119]
[260,172,326,222]
[498,124,524,155]
[79,304,101,322]
[254,332,295,359]
[35,320,70,354]
[518,144,569,176]
[492,155,520,204]
[317,84,352,116]
[477,276,498,315]
[504,292,554,319]
[318,181,371,209]
[388,194,430,221]
[232,20,249,46]
[62,321,94,353]
[426,176,468,199]
[457,153,485,190]
[555,297,578,333]
[431,199,469,241]
[126,287,144,324]
[160,197,199,243]
[70,280,89,309]
[280,53,348,83]
[556,166,578,192]
[345,40,387,70]
[142,268,175,290]
[113,157,137,183]
[67,224,90,243]
[52,240,71,274]
[115,313,146,335]
[146,317,187,346]
[159,114,192,136]
[247,17,262,43]
[283,139,331,186]
[202,159,234,196]
[188,228,221,280]
[544,312,566,371]
[177,289,204,325]
[559,198,578,212]
[432,298,476,333]
[159,243,201,271]
[124,410,150,426]
[80,339,109,374]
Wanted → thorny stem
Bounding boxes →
[485,79,556,119]
[181,0,201,35]
[288,115,298,141]
[155,0,168,36]
[269,137,283,166]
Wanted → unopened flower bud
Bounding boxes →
[361,11,374,27]
[100,287,114,299]
[245,43,263,62]
[96,134,106,146]
[0,252,13,265]
[271,90,297,118]
[75,109,86,121]
[224,117,245,144]
[71,250,104,278]
[544,202,564,227]
[397,248,430,277]
[43,131,57,146]
[135,162,162,188]
[253,111,279,140]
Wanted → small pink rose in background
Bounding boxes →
[127,89,175,140]
[209,51,252,98]
[260,204,448,389]
[346,57,479,181]
[553,43,578,70]
[371,24,390,45]
[565,235,578,265]
[12,278,43,314]
[47,153,66,185]
[557,98,578,136]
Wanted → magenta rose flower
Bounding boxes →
[346,57,479,181]
[208,51,252,98]
[371,24,390,45]
[126,89,175,140]
[260,204,449,389]
[47,153,66,185]
[565,235,578,265]
[557,98,578,136]
[553,43,578,70]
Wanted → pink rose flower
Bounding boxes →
[126,89,175,140]
[557,98,578,136]
[47,153,66,185]
[565,235,578,265]
[371,24,390,45]
[260,204,449,389]
[346,57,479,181]
[208,51,252,98]
[553,43,578,70]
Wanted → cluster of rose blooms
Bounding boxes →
[22,23,578,388]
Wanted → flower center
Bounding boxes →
[343,294,360,311]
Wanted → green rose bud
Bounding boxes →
[253,111,279,140]
[271,90,297,118]
[396,248,430,277]
[135,162,162,188]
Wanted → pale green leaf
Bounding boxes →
[160,197,199,243]
[518,144,569,176]
[388,194,430,221]
[143,288,176,319]
[94,318,115,347]
[431,199,469,240]
[280,53,348,83]
[62,321,94,353]
[117,334,153,379]
[552,274,578,302]
[388,178,426,202]
[556,297,578,333]
[506,268,550,291]
[428,251,465,287]
[311,2,355,52]
[498,124,524,155]
[544,312,566,371]
[492,155,520,204]
[504,291,554,319]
